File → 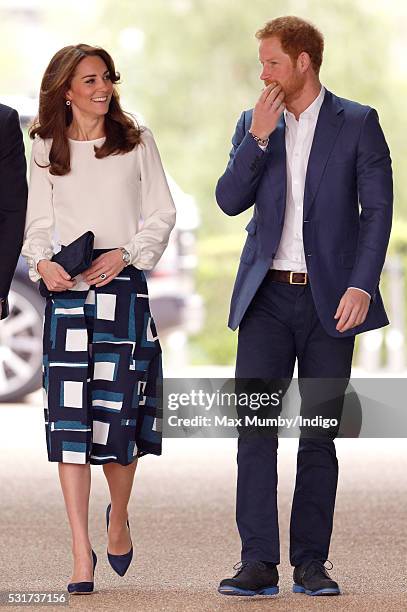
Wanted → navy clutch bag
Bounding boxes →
[39,231,95,298]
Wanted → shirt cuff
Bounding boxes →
[27,251,54,283]
[348,286,371,299]
[122,241,142,268]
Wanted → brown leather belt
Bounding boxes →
[268,269,308,285]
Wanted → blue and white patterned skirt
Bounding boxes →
[42,249,162,465]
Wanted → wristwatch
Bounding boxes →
[120,247,131,266]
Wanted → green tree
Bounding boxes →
[96,0,405,364]
[3,0,405,364]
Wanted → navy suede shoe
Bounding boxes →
[293,559,340,596]
[67,549,97,595]
[218,561,279,596]
[106,503,133,576]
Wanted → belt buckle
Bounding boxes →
[289,271,307,285]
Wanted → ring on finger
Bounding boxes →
[100,273,107,280]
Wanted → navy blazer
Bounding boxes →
[0,104,28,318]
[216,89,393,337]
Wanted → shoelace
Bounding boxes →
[232,560,268,576]
[299,558,334,581]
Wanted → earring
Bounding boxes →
[65,100,71,106]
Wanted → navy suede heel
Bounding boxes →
[67,549,97,595]
[106,503,133,576]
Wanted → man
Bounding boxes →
[0,104,28,319]
[215,16,392,597]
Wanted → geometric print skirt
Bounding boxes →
[42,251,163,465]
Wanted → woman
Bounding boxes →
[21,44,176,594]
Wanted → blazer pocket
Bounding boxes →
[328,154,355,166]
[245,217,257,236]
[340,250,357,268]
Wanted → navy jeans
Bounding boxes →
[235,272,355,566]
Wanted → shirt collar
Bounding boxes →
[284,84,325,123]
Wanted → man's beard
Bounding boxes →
[282,71,306,103]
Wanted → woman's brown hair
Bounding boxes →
[30,44,143,175]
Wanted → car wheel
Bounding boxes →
[0,279,44,402]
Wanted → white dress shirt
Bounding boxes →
[271,85,325,273]
[22,127,176,283]
[260,85,369,298]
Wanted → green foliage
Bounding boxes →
[3,0,405,364]
[95,0,406,364]
[189,243,239,364]
[390,220,407,254]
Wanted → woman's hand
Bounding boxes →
[37,260,76,291]
[82,249,126,287]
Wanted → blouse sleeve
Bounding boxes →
[122,127,176,269]
[21,137,54,282]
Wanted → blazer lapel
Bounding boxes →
[303,90,345,219]
[265,114,287,227]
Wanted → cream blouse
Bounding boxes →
[21,127,176,282]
